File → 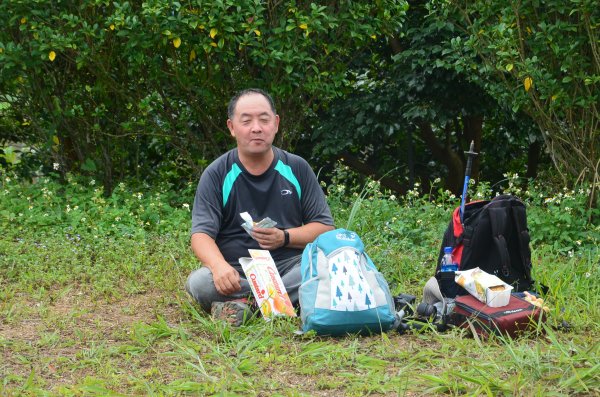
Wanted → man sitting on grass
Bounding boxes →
[185,88,334,326]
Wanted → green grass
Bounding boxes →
[0,173,598,396]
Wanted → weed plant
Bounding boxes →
[0,168,598,396]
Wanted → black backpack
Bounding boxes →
[435,195,535,298]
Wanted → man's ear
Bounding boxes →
[274,114,280,134]
[227,119,235,137]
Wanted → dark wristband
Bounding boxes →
[283,229,290,247]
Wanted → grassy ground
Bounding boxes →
[1,175,598,396]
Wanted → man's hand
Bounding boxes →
[191,233,242,296]
[252,227,286,250]
[212,262,242,295]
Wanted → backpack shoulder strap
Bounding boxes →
[510,199,533,283]
[487,203,511,277]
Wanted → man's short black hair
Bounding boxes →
[227,88,277,119]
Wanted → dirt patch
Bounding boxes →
[0,289,186,390]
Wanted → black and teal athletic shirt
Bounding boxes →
[191,147,334,271]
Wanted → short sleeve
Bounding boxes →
[190,166,223,238]
[297,159,334,226]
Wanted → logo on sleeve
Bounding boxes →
[281,189,293,196]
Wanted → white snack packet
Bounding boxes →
[240,212,277,238]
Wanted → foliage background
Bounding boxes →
[1,0,598,210]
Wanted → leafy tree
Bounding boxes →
[443,0,599,206]
[0,0,408,192]
[313,0,545,194]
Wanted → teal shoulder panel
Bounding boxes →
[222,163,242,207]
[274,160,301,200]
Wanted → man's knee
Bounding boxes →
[185,267,216,312]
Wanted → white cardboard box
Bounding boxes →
[455,267,513,307]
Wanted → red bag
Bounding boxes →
[451,294,545,337]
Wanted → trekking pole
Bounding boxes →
[459,140,478,224]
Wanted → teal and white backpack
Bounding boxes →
[299,229,397,335]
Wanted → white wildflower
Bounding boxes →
[53,162,59,170]
[389,195,396,201]
[182,203,190,211]
[89,179,96,186]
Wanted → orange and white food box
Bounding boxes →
[455,267,513,307]
[239,249,296,319]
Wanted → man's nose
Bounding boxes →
[250,120,262,132]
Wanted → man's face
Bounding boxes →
[227,93,279,157]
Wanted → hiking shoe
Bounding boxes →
[211,299,254,326]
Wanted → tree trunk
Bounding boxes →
[526,140,542,179]
[101,140,113,197]
[416,121,464,194]
[462,115,482,182]
[337,152,406,195]
[406,127,415,187]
